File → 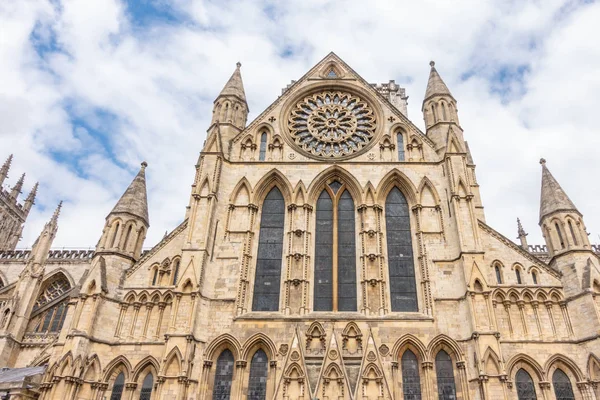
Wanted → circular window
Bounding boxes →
[287,90,377,159]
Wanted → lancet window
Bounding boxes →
[568,220,578,245]
[110,372,125,400]
[34,300,68,333]
[552,369,574,400]
[401,350,422,400]
[252,187,285,311]
[516,369,537,400]
[495,265,503,284]
[397,133,405,161]
[314,180,357,311]
[259,132,267,161]
[386,187,417,311]
[555,223,565,249]
[516,268,522,284]
[139,373,154,400]
[34,274,70,310]
[248,349,268,400]
[435,350,456,400]
[213,350,235,400]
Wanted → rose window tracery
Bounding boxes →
[288,91,376,158]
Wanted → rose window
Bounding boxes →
[288,91,376,158]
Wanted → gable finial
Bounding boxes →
[539,158,546,165]
[429,60,435,68]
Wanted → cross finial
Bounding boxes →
[539,158,546,165]
[236,62,242,68]
[141,161,148,169]
[429,60,435,67]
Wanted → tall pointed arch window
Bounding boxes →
[516,268,522,284]
[259,132,267,161]
[139,373,154,400]
[386,187,417,311]
[397,133,405,161]
[552,369,575,400]
[110,372,125,400]
[555,223,565,249]
[252,187,285,311]
[494,265,503,284]
[568,220,578,245]
[401,350,422,400]
[172,259,180,285]
[248,349,268,400]
[213,349,235,400]
[516,369,537,400]
[314,180,357,311]
[435,350,456,400]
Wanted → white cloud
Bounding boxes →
[0,0,599,249]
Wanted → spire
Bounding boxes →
[23,182,39,214]
[217,62,247,106]
[0,154,12,186]
[539,158,578,222]
[517,218,528,249]
[10,173,25,200]
[109,162,149,226]
[424,61,453,102]
[27,201,61,270]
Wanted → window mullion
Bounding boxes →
[332,195,339,312]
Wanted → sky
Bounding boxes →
[1,0,599,249]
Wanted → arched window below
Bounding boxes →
[248,349,268,400]
[442,102,448,120]
[213,349,234,400]
[401,350,421,400]
[139,373,154,400]
[259,132,267,161]
[552,369,575,400]
[435,350,456,400]
[516,369,537,400]
[568,220,578,245]
[532,271,538,285]
[34,301,68,333]
[431,105,437,123]
[494,265,502,284]
[123,225,133,251]
[152,268,158,286]
[555,223,565,249]
[111,222,120,248]
[516,268,522,284]
[110,372,125,400]
[172,260,180,285]
[397,133,405,161]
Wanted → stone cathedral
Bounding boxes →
[0,53,598,400]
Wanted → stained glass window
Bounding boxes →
[495,266,502,284]
[435,350,456,400]
[386,187,417,311]
[110,372,125,400]
[397,133,405,161]
[213,350,234,400]
[34,274,71,310]
[35,299,68,333]
[402,350,421,400]
[516,369,537,400]
[139,373,153,400]
[252,187,284,311]
[516,269,522,284]
[248,349,268,400]
[314,181,357,311]
[259,132,267,161]
[172,260,180,285]
[532,271,538,285]
[552,369,574,400]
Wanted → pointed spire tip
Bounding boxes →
[430,60,435,67]
[236,61,241,68]
[539,158,546,165]
[141,161,148,169]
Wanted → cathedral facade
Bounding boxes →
[0,53,599,400]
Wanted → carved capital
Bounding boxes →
[456,361,466,369]
[236,360,247,368]
[203,360,213,369]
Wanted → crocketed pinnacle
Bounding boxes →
[24,182,39,213]
[539,158,578,222]
[517,218,527,237]
[0,154,12,185]
[424,60,453,102]
[10,173,25,199]
[109,162,149,226]
[217,62,247,105]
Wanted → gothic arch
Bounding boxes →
[392,334,427,363]
[505,354,544,381]
[162,346,183,376]
[102,355,132,382]
[456,178,468,198]
[544,354,585,381]
[83,355,101,381]
[229,177,252,204]
[205,334,242,361]
[364,182,376,205]
[254,122,274,142]
[133,355,161,381]
[307,165,363,204]
[426,334,463,362]
[588,354,600,380]
[375,168,418,206]
[253,168,294,205]
[57,351,73,376]
[417,176,441,206]
[294,180,307,204]
[198,177,211,197]
[482,347,502,376]
[241,333,278,360]
[41,268,75,290]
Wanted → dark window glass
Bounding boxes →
[139,373,154,400]
[555,223,565,249]
[398,133,405,161]
[36,300,68,333]
[435,351,456,400]
[552,369,574,400]
[248,350,268,400]
[516,369,537,400]
[49,303,66,332]
[34,274,71,310]
[495,266,502,284]
[568,221,578,245]
[516,269,522,284]
[213,350,234,400]
[314,189,334,311]
[110,372,125,400]
[386,187,418,311]
[402,350,421,400]
[152,269,158,286]
[532,271,538,285]
[40,309,53,332]
[259,132,267,161]
[337,190,357,311]
[172,261,180,285]
[252,187,285,311]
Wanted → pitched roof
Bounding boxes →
[423,61,453,103]
[539,159,579,222]
[217,62,247,106]
[110,162,149,225]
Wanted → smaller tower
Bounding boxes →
[210,62,249,142]
[516,218,528,249]
[0,157,35,251]
[23,182,38,215]
[0,154,12,187]
[9,173,25,200]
